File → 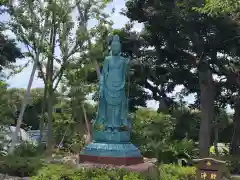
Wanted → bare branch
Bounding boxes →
[52,43,81,90]
[53,66,65,91]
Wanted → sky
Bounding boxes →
[2,0,196,110]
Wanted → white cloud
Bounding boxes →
[6,0,139,88]
[7,63,44,88]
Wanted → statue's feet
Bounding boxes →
[106,127,112,132]
[105,127,120,132]
[113,128,119,133]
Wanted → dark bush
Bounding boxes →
[31,163,198,180]
[13,142,41,157]
[31,164,151,180]
[0,155,43,177]
[227,159,240,174]
[131,109,197,164]
[159,164,196,180]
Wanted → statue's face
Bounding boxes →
[111,42,121,55]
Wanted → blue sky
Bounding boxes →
[6,0,133,89]
[3,0,196,110]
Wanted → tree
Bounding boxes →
[0,81,14,125]
[125,0,211,156]
[0,88,45,128]
[23,88,45,130]
[0,34,22,73]
[61,65,96,144]
[194,0,240,16]
[0,2,22,75]
[125,0,240,157]
[7,0,113,150]
[132,108,175,161]
[172,107,200,142]
[132,108,196,163]
[212,55,240,155]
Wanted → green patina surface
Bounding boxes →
[80,35,142,158]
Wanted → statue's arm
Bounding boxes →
[126,58,130,66]
[124,57,130,72]
[119,58,129,89]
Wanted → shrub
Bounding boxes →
[170,139,198,165]
[219,156,240,174]
[131,109,197,164]
[159,164,196,180]
[13,142,40,157]
[131,109,175,160]
[227,159,240,174]
[31,164,151,180]
[0,155,44,177]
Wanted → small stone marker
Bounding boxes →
[193,158,230,180]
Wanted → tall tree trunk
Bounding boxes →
[46,1,57,151]
[198,65,215,157]
[9,61,37,153]
[230,99,240,155]
[82,104,91,144]
[157,98,168,113]
[39,86,47,143]
[46,59,54,151]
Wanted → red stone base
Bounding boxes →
[79,154,144,166]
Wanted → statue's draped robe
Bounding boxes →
[96,56,129,129]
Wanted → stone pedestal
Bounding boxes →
[79,142,143,165]
[79,130,143,165]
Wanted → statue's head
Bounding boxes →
[111,35,121,56]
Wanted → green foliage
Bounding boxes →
[31,164,150,180]
[125,0,240,156]
[132,108,175,158]
[0,34,23,70]
[0,125,8,156]
[228,160,240,174]
[159,164,196,180]
[0,0,23,76]
[0,155,43,177]
[0,81,15,125]
[52,96,94,152]
[23,88,45,130]
[66,133,86,154]
[52,100,74,146]
[171,108,200,141]
[13,142,40,157]
[0,0,8,5]
[0,87,45,128]
[194,0,240,16]
[132,108,197,163]
[222,156,240,174]
[170,139,198,162]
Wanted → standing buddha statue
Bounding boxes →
[93,35,130,132]
[80,35,143,166]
